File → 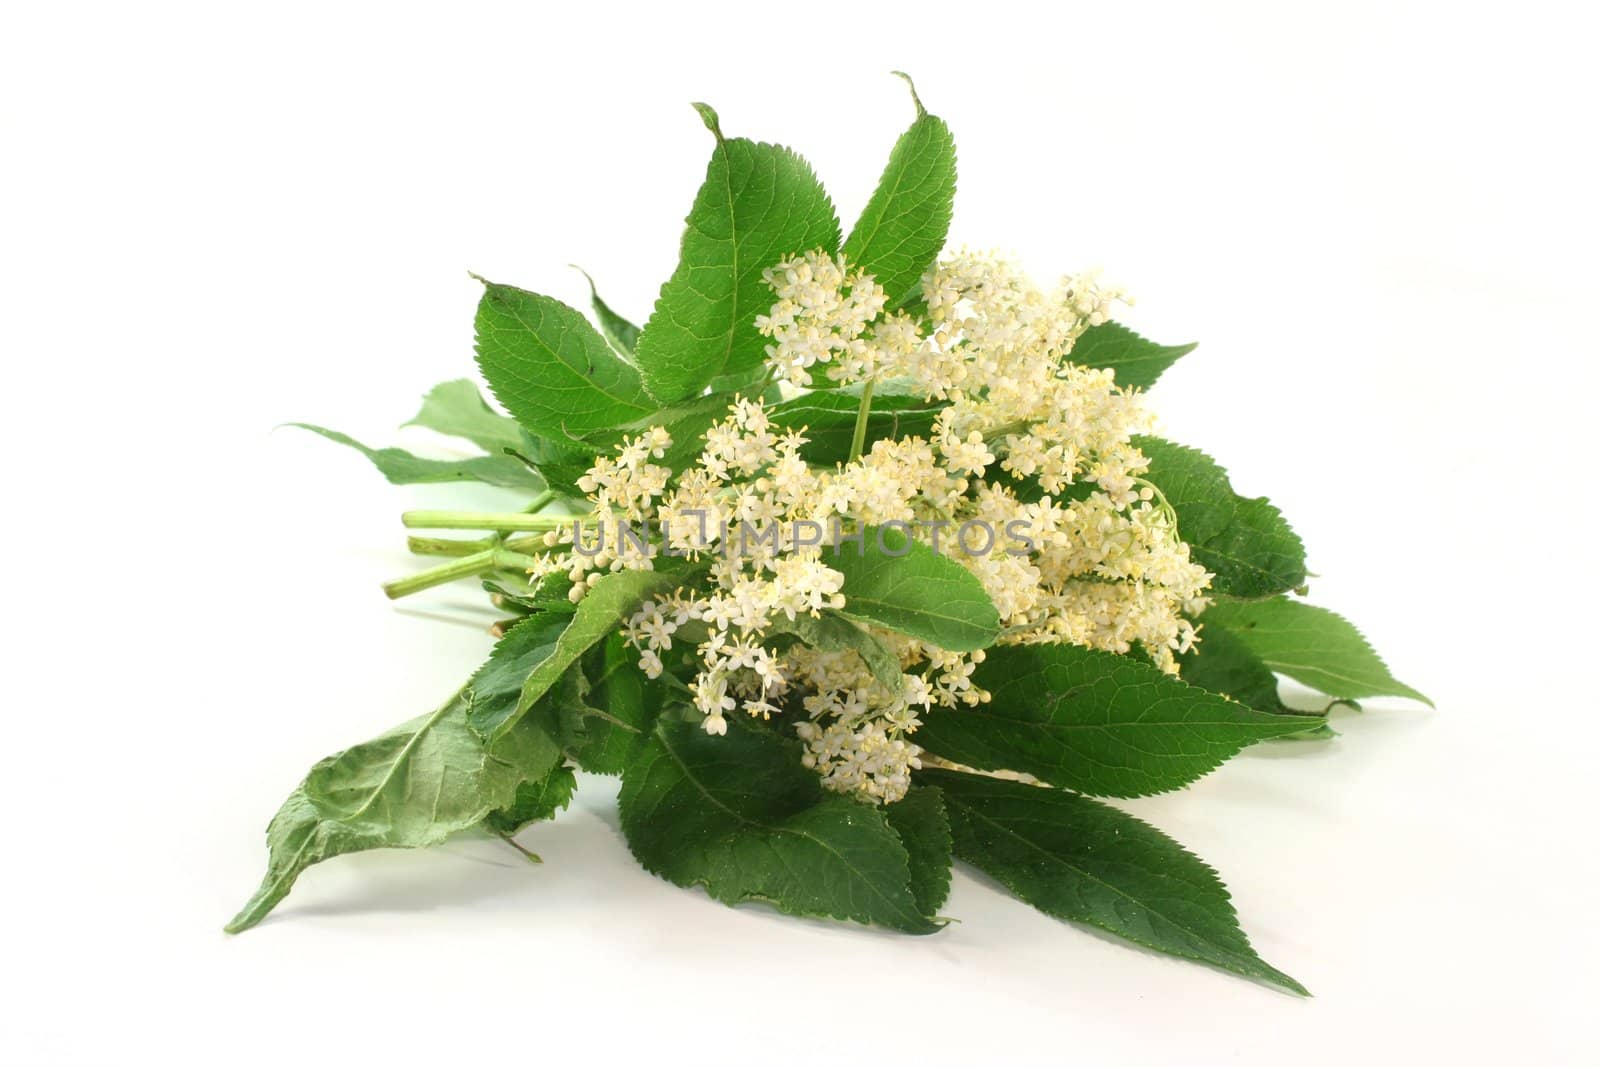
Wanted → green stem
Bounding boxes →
[407,534,496,557]
[402,511,570,532]
[491,489,559,545]
[847,379,876,463]
[493,550,547,571]
[501,534,548,554]
[410,492,559,553]
[383,547,544,600]
[1132,476,1181,534]
[982,418,1030,447]
[496,832,543,864]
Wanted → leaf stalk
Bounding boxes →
[847,379,876,463]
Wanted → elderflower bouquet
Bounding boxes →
[229,77,1427,993]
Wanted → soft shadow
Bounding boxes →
[391,604,500,630]
[1239,690,1431,764]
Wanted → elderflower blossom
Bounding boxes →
[754,250,917,388]
[527,247,1210,805]
[755,247,1211,669]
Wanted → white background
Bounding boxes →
[4,1,1597,1063]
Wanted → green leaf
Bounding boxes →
[917,644,1323,797]
[572,267,642,356]
[884,784,953,917]
[402,379,526,455]
[831,524,1000,651]
[922,769,1307,994]
[484,761,578,836]
[767,389,943,465]
[572,390,731,475]
[767,610,903,694]
[1177,622,1341,739]
[839,73,957,307]
[562,633,659,775]
[1281,722,1340,742]
[703,363,775,398]
[619,719,938,933]
[468,570,687,739]
[226,684,560,933]
[634,103,841,402]
[514,432,595,489]
[1069,321,1197,390]
[473,280,655,441]
[484,572,576,616]
[463,612,569,724]
[895,280,929,320]
[1176,624,1295,714]
[1137,436,1307,599]
[287,424,544,490]
[1202,596,1431,706]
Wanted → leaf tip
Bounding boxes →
[890,71,927,117]
[689,102,724,141]
[568,263,598,297]
[1267,967,1312,997]
[223,892,271,935]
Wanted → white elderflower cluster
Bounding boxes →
[548,397,986,803]
[534,426,672,599]
[755,247,1211,671]
[754,250,920,387]
[532,248,1211,803]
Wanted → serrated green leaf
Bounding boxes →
[884,784,953,917]
[474,280,654,441]
[917,644,1322,797]
[484,762,577,836]
[287,423,544,489]
[831,524,1000,651]
[840,75,956,307]
[514,432,595,489]
[562,633,659,775]
[1137,435,1307,599]
[1177,623,1295,714]
[922,769,1307,994]
[634,106,841,402]
[1202,596,1431,706]
[402,379,526,454]
[767,610,903,693]
[572,267,642,356]
[463,613,569,725]
[1070,321,1197,390]
[469,570,687,739]
[619,719,938,933]
[767,389,943,464]
[226,669,561,933]
[1176,624,1338,741]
